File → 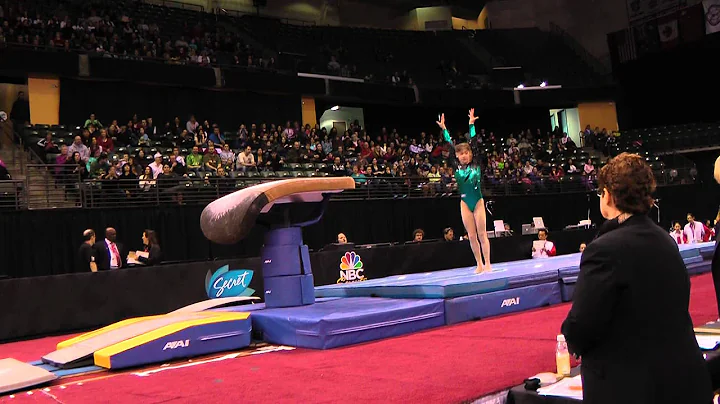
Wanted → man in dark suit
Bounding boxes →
[561,153,712,404]
[94,227,126,270]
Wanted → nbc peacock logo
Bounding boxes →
[337,251,367,284]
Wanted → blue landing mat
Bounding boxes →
[248,297,445,349]
[445,282,562,325]
[211,297,342,313]
[679,242,715,258]
[315,255,578,299]
[687,260,713,275]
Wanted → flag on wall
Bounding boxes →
[703,0,720,34]
[633,20,661,56]
[679,3,706,43]
[657,13,679,48]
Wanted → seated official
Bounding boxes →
[579,242,586,253]
[443,227,454,241]
[337,233,348,244]
[561,153,711,404]
[129,229,162,266]
[531,229,556,258]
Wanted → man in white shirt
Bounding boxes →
[684,213,704,244]
[237,146,256,172]
[149,153,164,179]
[532,229,557,258]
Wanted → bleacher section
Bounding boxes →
[613,122,720,154]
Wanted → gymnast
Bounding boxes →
[437,109,491,273]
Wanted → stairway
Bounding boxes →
[0,141,78,209]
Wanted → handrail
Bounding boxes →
[218,7,316,26]
[142,0,204,12]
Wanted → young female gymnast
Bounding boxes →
[437,109,491,273]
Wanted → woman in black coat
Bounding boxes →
[134,229,162,266]
[561,153,712,404]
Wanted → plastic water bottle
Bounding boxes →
[556,334,571,376]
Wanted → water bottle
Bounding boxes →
[556,334,571,376]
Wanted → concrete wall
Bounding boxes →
[483,0,629,63]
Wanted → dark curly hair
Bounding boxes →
[597,153,656,215]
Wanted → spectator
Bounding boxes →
[337,233,348,244]
[203,146,221,173]
[579,242,587,252]
[412,229,425,242]
[149,153,164,179]
[68,136,90,163]
[236,146,256,172]
[84,113,102,129]
[186,146,203,175]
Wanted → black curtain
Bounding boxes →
[1,184,707,279]
[59,79,302,131]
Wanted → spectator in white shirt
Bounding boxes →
[237,146,256,172]
[684,213,704,243]
[186,115,199,134]
[149,153,164,179]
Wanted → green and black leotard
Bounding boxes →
[443,123,484,211]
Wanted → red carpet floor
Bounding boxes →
[1,273,717,404]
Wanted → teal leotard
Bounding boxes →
[443,124,483,211]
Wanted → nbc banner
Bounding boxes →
[704,0,720,34]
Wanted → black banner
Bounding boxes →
[0,230,595,342]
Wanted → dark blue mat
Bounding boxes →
[249,297,445,349]
[315,255,578,299]
[445,282,562,325]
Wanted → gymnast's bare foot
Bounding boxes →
[475,265,484,274]
[483,263,493,273]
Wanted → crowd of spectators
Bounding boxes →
[0,0,268,69]
[0,0,474,87]
[34,111,608,203]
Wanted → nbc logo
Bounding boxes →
[337,251,367,283]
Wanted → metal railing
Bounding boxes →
[0,180,25,210]
[0,165,693,210]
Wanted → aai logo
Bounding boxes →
[337,251,366,284]
[205,265,255,299]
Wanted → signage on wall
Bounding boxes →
[337,251,367,284]
[205,265,255,299]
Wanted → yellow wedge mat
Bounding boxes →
[94,312,250,369]
[57,315,165,350]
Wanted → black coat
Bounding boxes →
[93,240,127,271]
[561,214,712,404]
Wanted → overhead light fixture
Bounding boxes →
[540,81,547,87]
[330,106,340,111]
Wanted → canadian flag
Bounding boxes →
[657,13,679,48]
[704,0,720,34]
